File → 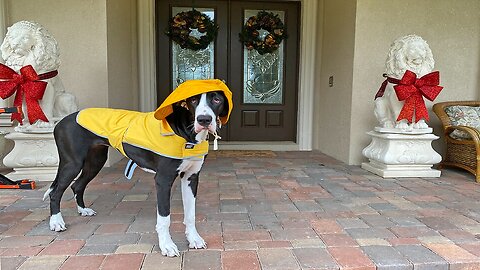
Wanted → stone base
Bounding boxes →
[3,132,59,181]
[374,126,432,134]
[5,166,59,181]
[0,114,15,169]
[362,161,441,178]
[362,130,442,178]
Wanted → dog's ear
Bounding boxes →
[174,101,187,109]
[219,103,229,117]
[172,101,188,111]
[218,92,229,117]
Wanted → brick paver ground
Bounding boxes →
[1,150,480,269]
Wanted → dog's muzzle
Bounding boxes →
[196,115,212,128]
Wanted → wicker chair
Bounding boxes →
[433,101,480,182]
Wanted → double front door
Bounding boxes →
[156,0,299,141]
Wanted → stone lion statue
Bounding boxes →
[0,21,78,132]
[374,34,435,131]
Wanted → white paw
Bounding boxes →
[186,231,207,249]
[382,120,395,128]
[77,206,96,216]
[49,213,66,232]
[34,120,55,128]
[395,120,410,130]
[159,238,180,257]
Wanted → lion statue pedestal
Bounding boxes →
[3,132,59,181]
[362,132,441,178]
[0,21,78,181]
[361,34,442,178]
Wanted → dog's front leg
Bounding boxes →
[155,172,180,257]
[181,173,206,249]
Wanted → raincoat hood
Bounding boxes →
[154,79,233,125]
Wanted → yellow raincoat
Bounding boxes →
[76,79,233,160]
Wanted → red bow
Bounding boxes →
[0,64,58,124]
[374,74,400,100]
[394,70,443,123]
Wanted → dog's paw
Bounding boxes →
[49,213,66,232]
[77,206,96,216]
[159,239,180,257]
[186,231,207,249]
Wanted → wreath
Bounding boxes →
[239,11,287,55]
[166,9,218,51]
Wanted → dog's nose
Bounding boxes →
[197,115,212,127]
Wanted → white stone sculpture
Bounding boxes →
[362,34,442,178]
[374,34,434,132]
[0,21,78,181]
[0,20,77,132]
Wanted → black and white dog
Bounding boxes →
[43,85,230,257]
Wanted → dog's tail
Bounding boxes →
[43,186,54,201]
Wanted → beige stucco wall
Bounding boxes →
[5,0,109,108]
[106,0,138,110]
[4,0,479,166]
[5,0,138,110]
[315,0,480,165]
[350,0,480,165]
[313,0,357,162]
[5,0,138,165]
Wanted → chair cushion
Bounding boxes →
[445,105,480,139]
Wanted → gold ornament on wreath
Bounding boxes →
[166,9,218,51]
[239,10,287,55]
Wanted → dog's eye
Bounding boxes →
[190,98,199,104]
[213,97,221,104]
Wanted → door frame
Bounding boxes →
[138,0,318,150]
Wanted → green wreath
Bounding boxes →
[239,11,287,55]
[166,9,218,51]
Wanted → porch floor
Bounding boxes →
[1,151,480,269]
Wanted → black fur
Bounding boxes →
[166,105,196,143]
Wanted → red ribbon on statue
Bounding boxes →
[394,70,443,123]
[374,74,400,100]
[0,64,58,124]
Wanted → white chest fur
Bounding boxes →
[177,158,204,179]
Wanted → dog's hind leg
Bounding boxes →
[47,112,96,232]
[49,160,84,231]
[71,145,108,216]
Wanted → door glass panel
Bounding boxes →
[243,9,284,104]
[172,7,215,88]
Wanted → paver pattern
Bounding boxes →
[1,151,480,269]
